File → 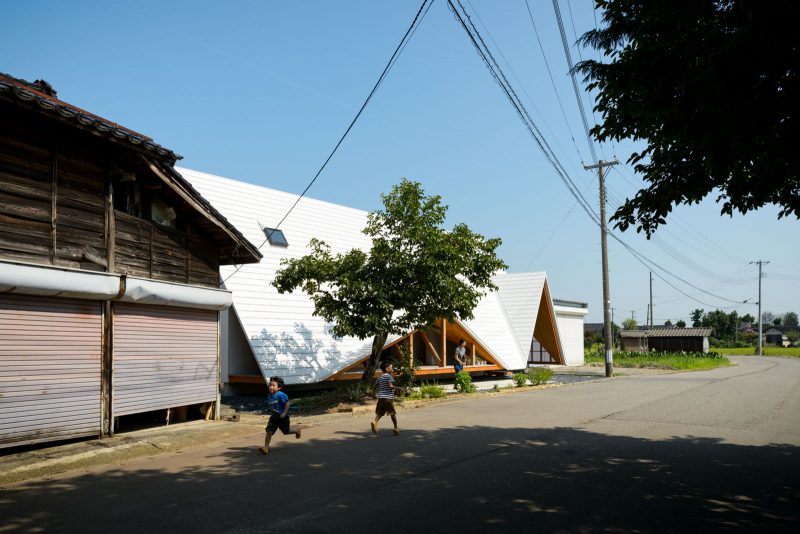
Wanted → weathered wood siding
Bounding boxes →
[114,212,220,287]
[0,293,102,448]
[1,109,220,285]
[112,303,218,416]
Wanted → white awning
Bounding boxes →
[0,260,120,300]
[119,277,232,310]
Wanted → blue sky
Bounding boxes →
[3,0,798,324]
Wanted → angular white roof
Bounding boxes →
[180,167,561,384]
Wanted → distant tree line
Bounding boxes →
[585,310,799,349]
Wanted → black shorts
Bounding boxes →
[375,398,396,417]
[266,413,291,434]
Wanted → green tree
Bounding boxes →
[787,330,800,346]
[741,313,756,325]
[664,319,672,326]
[676,319,686,328]
[577,1,800,236]
[774,316,782,326]
[784,312,799,327]
[272,179,507,383]
[622,318,637,330]
[702,310,738,340]
[691,309,704,328]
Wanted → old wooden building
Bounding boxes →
[0,73,260,448]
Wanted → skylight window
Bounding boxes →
[263,227,288,247]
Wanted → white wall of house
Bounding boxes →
[554,302,588,366]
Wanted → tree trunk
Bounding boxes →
[360,331,389,384]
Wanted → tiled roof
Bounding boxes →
[620,330,647,338]
[0,73,181,162]
[622,327,712,338]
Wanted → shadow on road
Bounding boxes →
[1,425,797,533]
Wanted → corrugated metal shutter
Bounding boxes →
[113,303,218,416]
[0,294,102,448]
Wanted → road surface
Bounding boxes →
[1,356,798,533]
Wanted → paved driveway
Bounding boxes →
[1,356,798,533]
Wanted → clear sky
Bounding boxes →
[3,0,798,324]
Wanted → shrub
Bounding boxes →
[391,341,420,394]
[454,371,477,393]
[419,381,446,399]
[343,383,369,402]
[526,366,553,385]
[512,372,528,388]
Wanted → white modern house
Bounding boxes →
[180,167,588,390]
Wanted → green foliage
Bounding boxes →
[577,1,799,236]
[783,312,798,327]
[622,318,637,330]
[691,309,704,327]
[720,347,800,357]
[675,320,686,328]
[702,310,738,339]
[272,179,507,381]
[512,372,528,388]
[343,383,369,402]
[454,371,477,393]
[418,381,446,399]
[391,341,419,393]
[585,350,729,370]
[526,366,553,386]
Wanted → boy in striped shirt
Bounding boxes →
[371,360,402,435]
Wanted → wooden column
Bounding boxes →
[51,145,58,264]
[471,343,476,366]
[149,225,154,278]
[105,181,115,272]
[409,333,414,366]
[441,319,447,367]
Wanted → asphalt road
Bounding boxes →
[2,356,798,533]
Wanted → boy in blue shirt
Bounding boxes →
[258,376,301,455]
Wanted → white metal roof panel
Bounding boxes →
[492,272,547,356]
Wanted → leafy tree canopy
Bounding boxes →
[577,0,800,236]
[690,308,704,327]
[622,318,637,330]
[784,311,799,327]
[272,179,507,381]
[675,319,686,328]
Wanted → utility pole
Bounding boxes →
[750,260,769,356]
[585,158,618,377]
[649,271,653,328]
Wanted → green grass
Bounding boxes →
[584,350,730,370]
[715,346,800,357]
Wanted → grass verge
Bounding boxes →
[715,347,800,357]
[584,350,731,370]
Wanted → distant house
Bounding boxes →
[0,74,260,448]
[619,329,648,351]
[620,327,712,353]
[764,327,790,347]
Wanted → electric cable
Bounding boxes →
[222,0,435,283]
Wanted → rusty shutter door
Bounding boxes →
[0,294,102,448]
[113,303,218,416]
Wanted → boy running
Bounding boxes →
[259,376,301,455]
[371,360,401,435]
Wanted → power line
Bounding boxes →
[447,0,748,311]
[523,0,585,163]
[551,0,597,162]
[222,0,434,283]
